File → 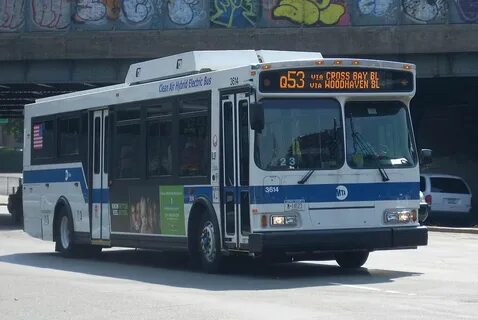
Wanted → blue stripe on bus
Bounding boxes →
[250,182,419,204]
[24,168,108,204]
[184,186,213,204]
[23,168,418,205]
[23,167,89,202]
[92,188,109,203]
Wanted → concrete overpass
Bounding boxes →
[2,24,478,115]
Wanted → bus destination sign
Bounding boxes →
[259,67,414,93]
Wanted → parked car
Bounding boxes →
[420,174,472,221]
[7,185,23,226]
[418,191,429,224]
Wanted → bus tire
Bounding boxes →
[197,213,223,273]
[335,251,369,269]
[55,206,78,257]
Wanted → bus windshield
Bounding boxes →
[254,99,344,171]
[345,101,417,169]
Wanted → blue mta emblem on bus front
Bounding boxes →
[336,185,348,201]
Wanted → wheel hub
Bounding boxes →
[60,216,70,249]
[200,221,216,263]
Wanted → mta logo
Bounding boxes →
[336,185,348,201]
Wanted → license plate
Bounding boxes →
[447,199,458,204]
[284,200,305,211]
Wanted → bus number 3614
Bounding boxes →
[265,186,279,193]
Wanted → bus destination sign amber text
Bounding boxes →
[280,70,381,90]
[259,68,414,93]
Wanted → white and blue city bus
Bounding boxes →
[22,50,428,272]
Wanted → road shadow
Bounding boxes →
[0,212,22,231]
[0,248,422,291]
[426,215,478,228]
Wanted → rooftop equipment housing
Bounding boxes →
[125,50,323,85]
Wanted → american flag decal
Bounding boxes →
[33,123,43,150]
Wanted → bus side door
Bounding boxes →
[221,92,251,250]
[91,109,110,241]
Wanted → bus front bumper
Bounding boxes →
[249,226,428,254]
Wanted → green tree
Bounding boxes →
[4,119,24,143]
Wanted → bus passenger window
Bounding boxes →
[116,124,140,178]
[147,121,172,176]
[179,116,208,176]
[59,117,80,156]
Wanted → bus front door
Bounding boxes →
[221,92,251,250]
[91,109,110,242]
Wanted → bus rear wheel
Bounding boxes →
[335,251,369,269]
[197,214,222,273]
[55,207,103,257]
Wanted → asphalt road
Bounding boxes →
[0,209,477,320]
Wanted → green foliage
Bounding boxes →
[4,119,24,143]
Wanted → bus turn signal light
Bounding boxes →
[261,215,268,228]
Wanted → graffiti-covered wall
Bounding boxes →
[0,0,477,32]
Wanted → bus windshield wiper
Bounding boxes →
[374,157,390,182]
[298,169,315,184]
[349,115,389,182]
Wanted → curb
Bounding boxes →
[427,226,478,235]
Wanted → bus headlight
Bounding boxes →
[384,209,417,224]
[271,215,297,226]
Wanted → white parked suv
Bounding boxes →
[420,174,472,221]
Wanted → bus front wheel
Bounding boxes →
[197,213,222,273]
[55,207,78,256]
[335,251,369,269]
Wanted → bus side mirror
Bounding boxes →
[250,102,264,132]
[420,149,432,165]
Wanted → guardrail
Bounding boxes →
[0,175,22,196]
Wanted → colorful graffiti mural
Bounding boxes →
[121,0,158,25]
[31,0,71,30]
[70,0,161,29]
[402,0,448,23]
[351,0,399,25]
[1,0,477,32]
[272,0,345,25]
[358,0,394,16]
[210,0,258,27]
[72,0,120,24]
[164,0,208,28]
[455,0,478,22]
[0,0,25,32]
